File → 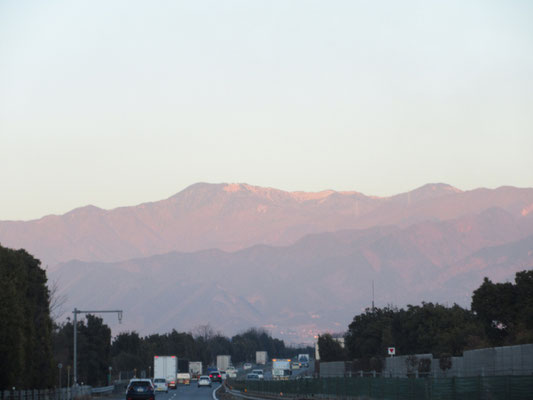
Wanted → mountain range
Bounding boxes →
[1,182,532,268]
[1,182,533,342]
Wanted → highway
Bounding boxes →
[110,383,222,400]
[110,362,312,400]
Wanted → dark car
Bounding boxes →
[209,371,222,383]
[126,379,155,400]
[246,373,260,381]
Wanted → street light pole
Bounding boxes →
[73,309,77,386]
[72,308,123,387]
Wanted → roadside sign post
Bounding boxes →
[388,347,396,357]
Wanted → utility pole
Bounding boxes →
[72,308,123,388]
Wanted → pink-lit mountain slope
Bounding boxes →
[2,183,533,268]
[48,208,533,343]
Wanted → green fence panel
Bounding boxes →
[233,375,533,400]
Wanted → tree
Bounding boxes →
[345,307,396,359]
[471,270,533,346]
[514,270,533,343]
[77,315,112,386]
[393,303,484,356]
[110,332,144,373]
[0,247,26,388]
[471,277,516,345]
[346,302,487,360]
[318,334,346,361]
[0,246,54,389]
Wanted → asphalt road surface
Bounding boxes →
[111,383,222,400]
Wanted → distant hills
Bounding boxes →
[2,182,532,342]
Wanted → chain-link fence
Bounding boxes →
[232,376,533,400]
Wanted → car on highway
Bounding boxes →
[251,369,264,379]
[246,373,260,381]
[226,367,237,379]
[126,379,155,400]
[292,361,301,369]
[153,378,168,393]
[209,370,222,382]
[197,375,212,388]
[167,378,177,390]
[219,370,227,380]
[243,363,252,370]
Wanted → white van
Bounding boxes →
[251,369,264,379]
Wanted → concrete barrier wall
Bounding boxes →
[383,354,433,378]
[462,343,533,376]
[319,362,350,378]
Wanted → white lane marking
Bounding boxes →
[212,384,222,400]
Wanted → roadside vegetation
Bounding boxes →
[319,269,533,365]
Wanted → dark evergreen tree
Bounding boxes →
[472,269,533,345]
[76,315,112,386]
[0,246,54,389]
[317,334,346,361]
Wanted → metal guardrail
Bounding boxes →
[90,386,114,395]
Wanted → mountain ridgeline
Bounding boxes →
[1,182,532,267]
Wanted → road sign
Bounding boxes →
[388,347,396,356]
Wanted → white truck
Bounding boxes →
[256,351,268,365]
[189,361,203,380]
[177,372,191,385]
[298,353,310,368]
[272,359,292,380]
[154,355,178,389]
[216,355,231,372]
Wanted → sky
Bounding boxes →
[1,0,532,221]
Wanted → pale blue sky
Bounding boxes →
[1,0,532,220]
